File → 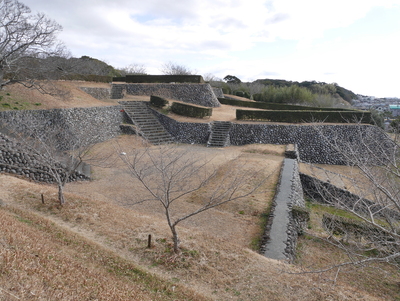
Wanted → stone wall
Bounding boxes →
[0,106,123,144]
[284,159,307,262]
[0,106,123,182]
[212,87,224,98]
[111,83,221,107]
[230,123,390,164]
[0,133,89,183]
[79,87,111,100]
[300,173,400,220]
[150,113,389,165]
[151,109,211,144]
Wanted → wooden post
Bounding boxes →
[41,193,45,204]
[147,234,152,248]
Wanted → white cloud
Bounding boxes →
[19,0,400,96]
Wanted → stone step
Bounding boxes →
[207,121,232,147]
[119,101,173,145]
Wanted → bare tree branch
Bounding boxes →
[302,122,400,269]
[0,0,68,94]
[0,110,108,205]
[160,61,194,76]
[117,143,273,253]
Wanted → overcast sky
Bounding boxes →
[23,0,400,97]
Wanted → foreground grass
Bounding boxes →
[0,205,205,301]
[0,173,390,300]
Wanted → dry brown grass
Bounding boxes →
[0,207,198,301]
[0,81,118,111]
[295,213,400,300]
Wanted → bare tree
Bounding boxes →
[302,124,400,269]
[203,73,221,83]
[246,82,265,100]
[119,63,147,76]
[0,0,68,91]
[0,111,107,205]
[160,61,194,75]
[118,144,269,253]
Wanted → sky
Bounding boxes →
[22,0,400,98]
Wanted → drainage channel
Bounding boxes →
[263,158,296,260]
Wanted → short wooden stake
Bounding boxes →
[147,234,152,248]
[41,193,45,204]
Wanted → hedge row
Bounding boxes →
[171,102,212,118]
[150,95,168,108]
[236,109,373,124]
[60,74,113,82]
[218,97,352,111]
[113,75,204,83]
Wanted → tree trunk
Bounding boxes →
[58,184,65,205]
[0,65,4,89]
[170,225,180,254]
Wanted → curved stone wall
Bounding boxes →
[0,133,89,183]
[212,87,224,98]
[0,106,123,182]
[112,83,221,107]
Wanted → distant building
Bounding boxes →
[389,105,400,117]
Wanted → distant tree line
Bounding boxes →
[255,79,357,103]
[214,76,357,109]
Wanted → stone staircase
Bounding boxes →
[119,101,173,145]
[207,121,232,147]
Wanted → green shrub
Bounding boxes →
[236,109,373,124]
[218,97,352,111]
[61,74,112,82]
[171,102,212,118]
[114,75,204,83]
[150,95,168,108]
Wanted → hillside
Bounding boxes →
[0,82,399,300]
[254,78,357,103]
[0,81,118,111]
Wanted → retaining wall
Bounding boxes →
[300,173,400,220]
[111,83,221,108]
[151,109,211,144]
[0,106,123,144]
[212,87,224,98]
[0,133,89,183]
[151,113,389,165]
[0,106,123,182]
[79,87,111,100]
